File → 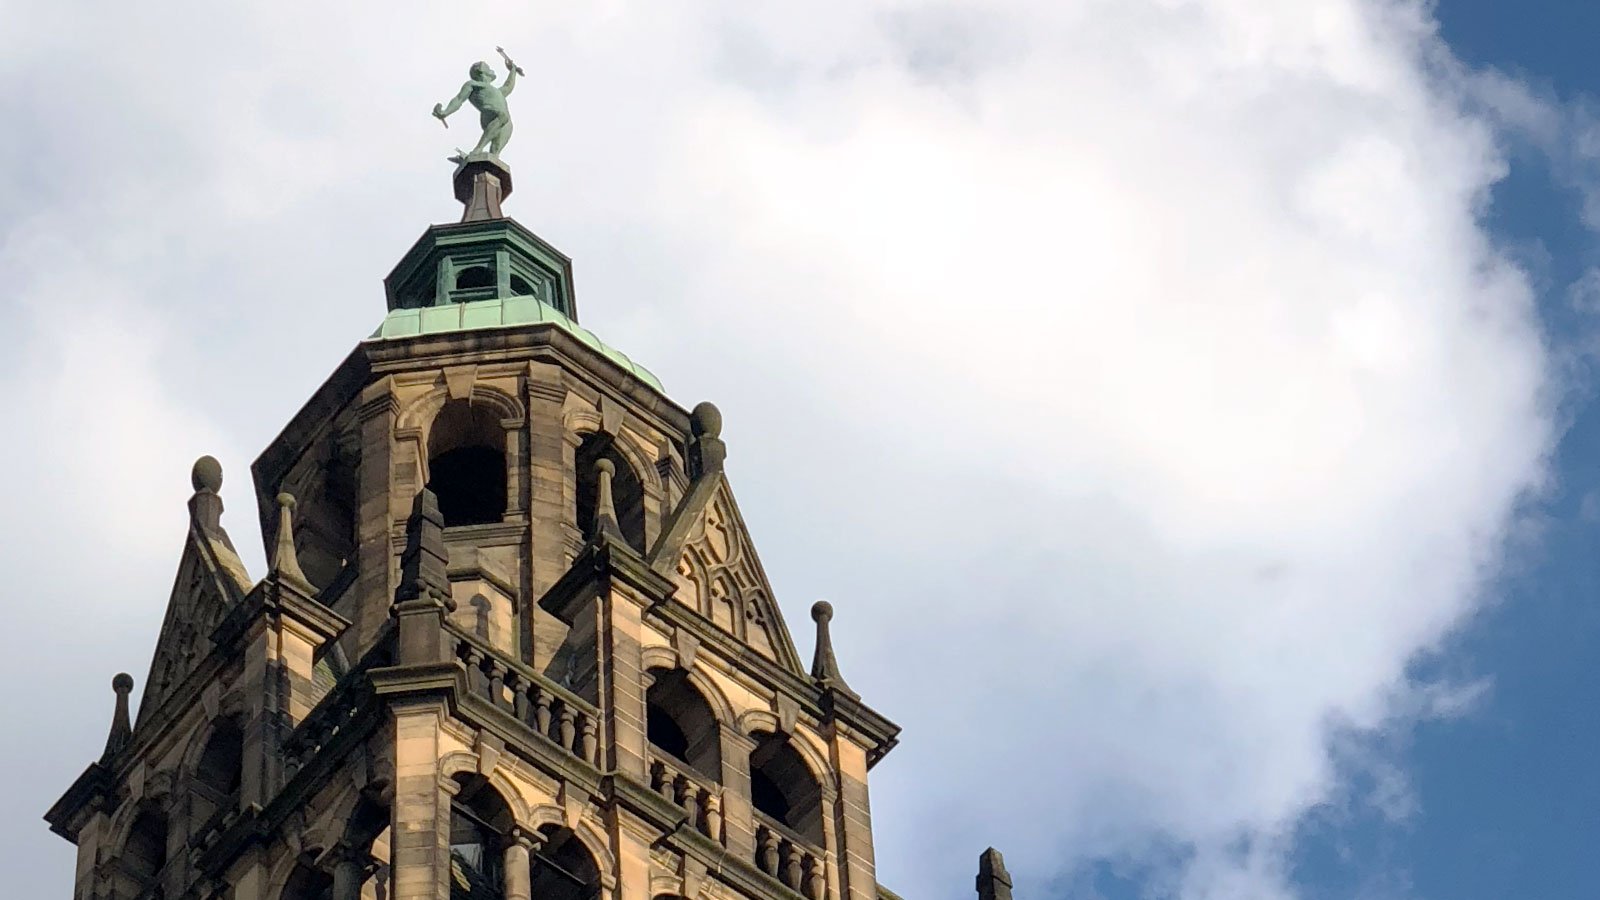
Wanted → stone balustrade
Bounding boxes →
[446,623,600,767]
[754,811,826,900]
[647,752,724,844]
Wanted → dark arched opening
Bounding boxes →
[191,719,244,841]
[281,861,333,900]
[456,266,495,290]
[749,732,824,846]
[645,668,721,782]
[124,806,170,890]
[428,401,507,527]
[450,775,514,900]
[574,434,645,551]
[532,825,601,900]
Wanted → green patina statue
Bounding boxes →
[433,47,522,163]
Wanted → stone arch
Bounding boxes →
[747,730,829,847]
[270,848,333,900]
[115,800,173,893]
[644,667,724,783]
[438,752,535,828]
[649,877,684,900]
[559,406,663,497]
[736,709,781,736]
[398,382,526,433]
[525,805,617,887]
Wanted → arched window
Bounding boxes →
[281,862,333,900]
[645,668,721,782]
[450,775,514,900]
[428,401,508,527]
[340,797,391,900]
[124,806,170,891]
[456,266,495,290]
[749,733,824,846]
[509,273,535,297]
[191,719,243,841]
[196,719,243,797]
[574,434,645,551]
[532,825,600,900]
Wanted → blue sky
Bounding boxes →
[4,2,1600,899]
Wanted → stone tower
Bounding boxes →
[42,155,954,900]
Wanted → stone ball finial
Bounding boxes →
[112,673,134,695]
[191,455,223,493]
[595,458,616,478]
[811,600,834,623]
[277,492,297,511]
[690,401,723,439]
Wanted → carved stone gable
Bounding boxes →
[667,477,805,674]
[135,528,251,729]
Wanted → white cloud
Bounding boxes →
[0,1,1560,898]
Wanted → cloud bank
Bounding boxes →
[0,1,1556,898]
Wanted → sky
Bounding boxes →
[1,1,1598,899]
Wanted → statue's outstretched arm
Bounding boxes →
[501,67,517,97]
[435,85,472,119]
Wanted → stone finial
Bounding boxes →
[977,848,1013,900]
[809,601,856,698]
[188,455,227,538]
[101,673,134,763]
[688,401,726,479]
[396,488,451,606]
[593,458,624,541]
[270,493,313,591]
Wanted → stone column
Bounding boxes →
[717,727,758,860]
[828,737,877,900]
[502,830,536,900]
[388,702,452,900]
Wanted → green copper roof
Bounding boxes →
[368,295,663,392]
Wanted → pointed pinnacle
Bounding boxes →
[271,493,313,591]
[593,458,624,541]
[810,601,857,697]
[101,673,134,763]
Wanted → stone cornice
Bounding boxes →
[42,762,113,842]
[539,535,677,624]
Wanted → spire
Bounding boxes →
[976,848,1013,900]
[396,488,451,605]
[271,493,313,592]
[100,673,134,763]
[809,601,856,697]
[593,458,624,541]
[688,401,726,479]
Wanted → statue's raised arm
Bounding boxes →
[497,46,522,97]
[433,53,518,164]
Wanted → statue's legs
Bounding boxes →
[470,116,511,157]
[490,120,513,155]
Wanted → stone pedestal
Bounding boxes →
[453,154,514,222]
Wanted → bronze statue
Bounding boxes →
[433,47,522,163]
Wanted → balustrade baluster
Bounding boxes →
[580,716,598,764]
[488,661,507,708]
[758,827,780,877]
[675,775,699,828]
[803,854,824,900]
[558,704,577,753]
[782,841,803,890]
[702,791,722,843]
[509,673,530,722]
[534,688,553,737]
[465,648,488,697]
